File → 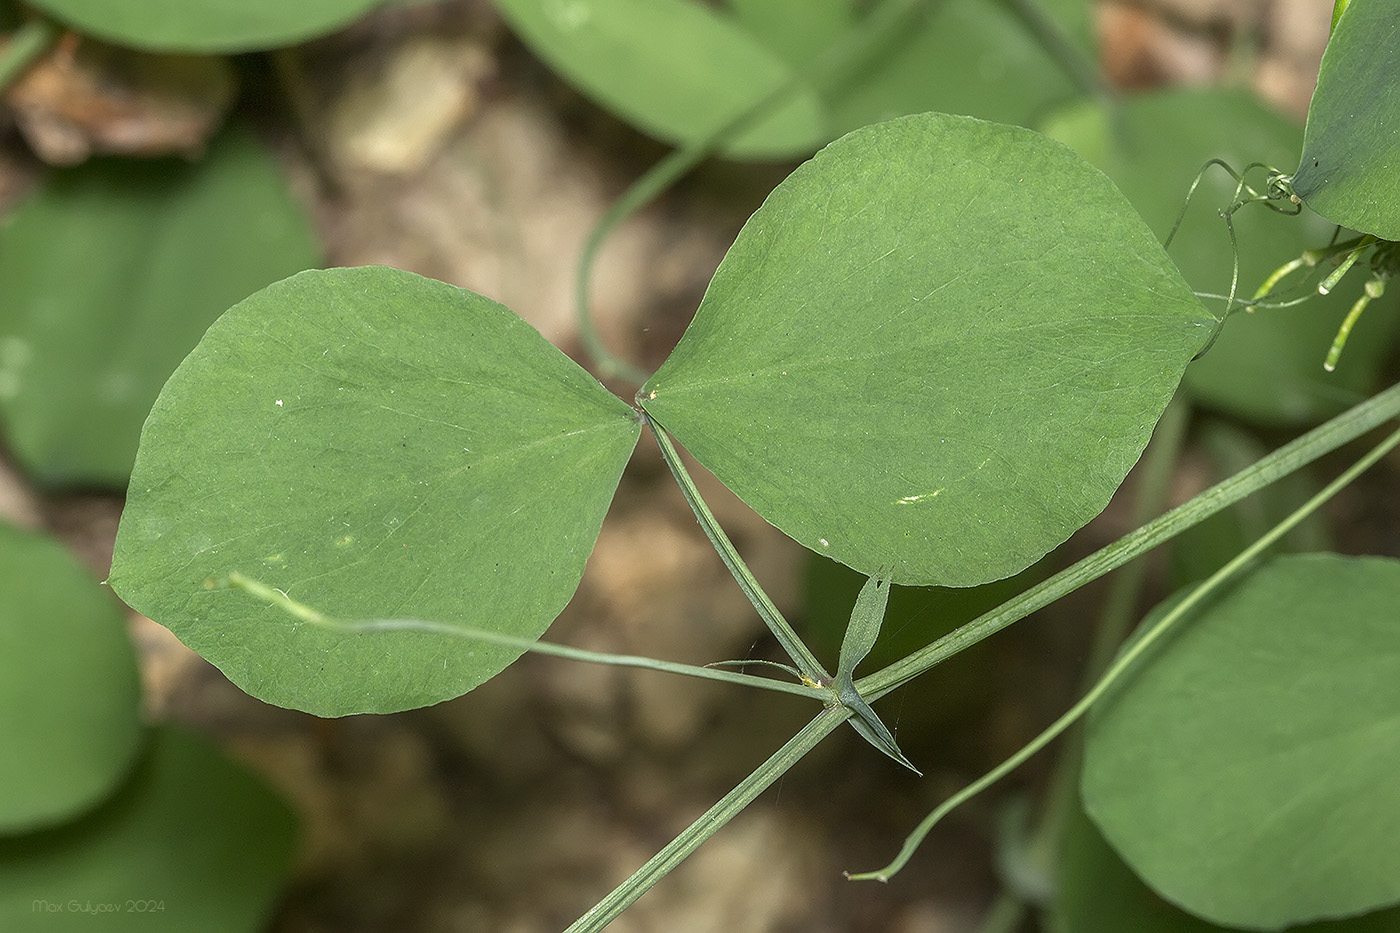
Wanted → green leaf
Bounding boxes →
[830,574,919,773]
[0,125,321,487]
[822,0,1092,137]
[1051,790,1400,933]
[640,113,1215,587]
[1331,0,1351,33]
[1082,554,1400,929]
[0,728,296,932]
[24,0,383,52]
[842,695,919,774]
[493,0,826,159]
[497,0,1093,159]
[0,523,143,835]
[728,0,855,69]
[109,266,641,716]
[835,574,889,682]
[803,552,1050,675]
[1291,0,1400,240]
[1043,88,1400,426]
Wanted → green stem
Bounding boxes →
[565,707,848,933]
[0,18,58,92]
[574,147,694,384]
[575,0,930,383]
[1317,234,1375,295]
[1082,395,1190,680]
[644,415,830,685]
[1003,393,1191,908]
[1252,257,1305,300]
[564,374,1400,924]
[1324,278,1381,372]
[224,571,824,700]
[849,420,1400,881]
[859,379,1400,701]
[572,379,1400,918]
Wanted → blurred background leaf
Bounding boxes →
[1083,555,1400,929]
[24,0,386,53]
[0,727,297,933]
[0,521,143,835]
[0,124,321,487]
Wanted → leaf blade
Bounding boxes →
[110,266,640,716]
[1291,0,1400,240]
[641,113,1215,587]
[0,126,321,486]
[1083,554,1400,929]
[0,523,144,834]
[493,0,825,158]
[0,728,296,933]
[836,574,890,682]
[25,0,383,51]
